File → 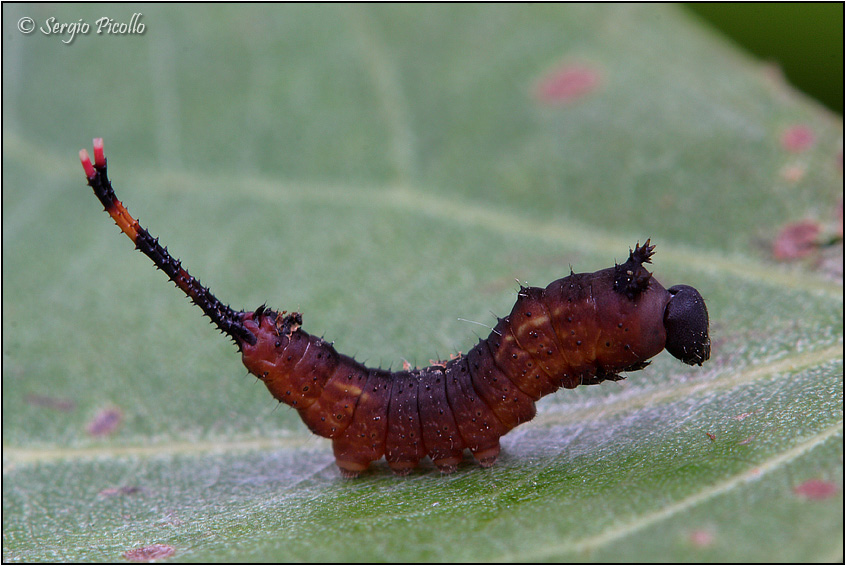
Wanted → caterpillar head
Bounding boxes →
[663,285,710,366]
[610,240,710,367]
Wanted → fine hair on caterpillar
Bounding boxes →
[80,139,711,477]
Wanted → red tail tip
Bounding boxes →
[93,138,105,167]
[79,149,96,179]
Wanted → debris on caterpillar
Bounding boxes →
[80,139,711,477]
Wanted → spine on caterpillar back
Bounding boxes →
[82,140,710,478]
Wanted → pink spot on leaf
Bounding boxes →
[781,125,815,152]
[794,479,839,500]
[689,529,715,548]
[772,220,821,260]
[86,407,123,436]
[534,63,602,105]
[122,544,175,562]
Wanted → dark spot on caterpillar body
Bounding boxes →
[80,139,711,477]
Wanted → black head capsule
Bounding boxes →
[663,285,710,365]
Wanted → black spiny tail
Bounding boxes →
[79,138,256,347]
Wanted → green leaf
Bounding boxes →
[3,4,842,562]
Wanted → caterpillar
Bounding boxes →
[79,139,710,477]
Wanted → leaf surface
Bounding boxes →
[3,4,842,562]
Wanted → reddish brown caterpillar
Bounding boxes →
[80,139,710,477]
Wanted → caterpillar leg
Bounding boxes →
[334,458,369,479]
[418,366,467,474]
[472,442,501,468]
[332,434,376,478]
[330,371,393,478]
[384,371,426,475]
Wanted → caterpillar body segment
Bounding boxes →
[80,139,711,478]
[237,246,678,477]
